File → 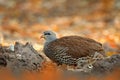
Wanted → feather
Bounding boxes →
[45,36,105,58]
[42,31,106,67]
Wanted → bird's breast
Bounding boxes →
[43,45,55,60]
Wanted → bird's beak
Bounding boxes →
[40,35,45,39]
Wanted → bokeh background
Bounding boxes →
[0,0,120,57]
[0,0,120,80]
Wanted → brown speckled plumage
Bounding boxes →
[42,31,106,67]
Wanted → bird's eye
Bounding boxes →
[44,33,51,35]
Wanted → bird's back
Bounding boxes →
[44,36,105,63]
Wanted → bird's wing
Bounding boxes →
[48,36,105,58]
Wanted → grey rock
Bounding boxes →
[0,42,44,75]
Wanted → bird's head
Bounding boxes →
[40,31,57,43]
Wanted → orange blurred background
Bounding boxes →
[0,0,120,80]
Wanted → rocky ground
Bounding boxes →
[0,41,120,80]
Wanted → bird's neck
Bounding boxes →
[45,37,57,46]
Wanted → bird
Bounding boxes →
[41,31,106,71]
